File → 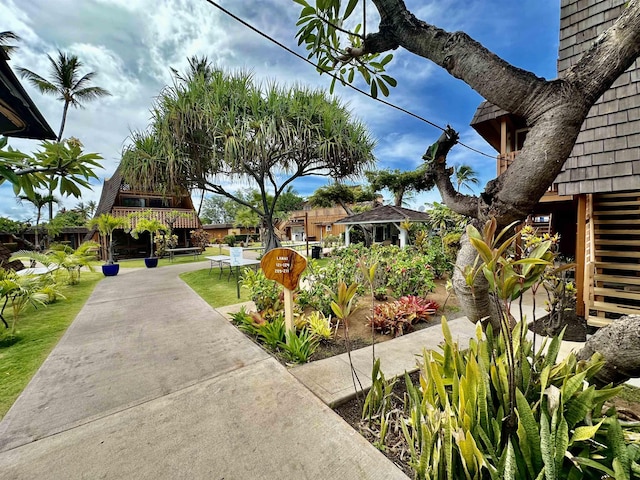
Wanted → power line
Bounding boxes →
[203,0,495,159]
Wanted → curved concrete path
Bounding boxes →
[0,261,407,479]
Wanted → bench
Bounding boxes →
[166,247,202,262]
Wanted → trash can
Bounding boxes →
[311,246,322,259]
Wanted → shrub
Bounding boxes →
[241,268,283,313]
[367,295,439,336]
[154,234,178,258]
[223,234,236,247]
[280,328,319,364]
[189,229,209,250]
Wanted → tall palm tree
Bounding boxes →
[17,50,112,141]
[453,164,480,193]
[17,192,58,250]
[0,31,20,57]
[17,51,111,221]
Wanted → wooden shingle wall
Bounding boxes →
[554,0,640,196]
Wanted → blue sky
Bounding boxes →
[1,0,560,221]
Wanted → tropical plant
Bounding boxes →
[189,229,209,251]
[223,235,236,247]
[280,328,319,364]
[0,270,56,336]
[129,212,169,258]
[153,233,178,258]
[241,268,283,313]
[302,311,333,341]
[87,213,128,264]
[367,296,439,337]
[365,168,435,207]
[12,242,98,285]
[366,317,640,479]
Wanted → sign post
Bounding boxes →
[229,247,243,298]
[260,248,307,336]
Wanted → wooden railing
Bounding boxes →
[497,151,557,193]
[111,207,200,229]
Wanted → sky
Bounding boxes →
[1,0,560,221]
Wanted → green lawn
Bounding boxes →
[0,272,103,419]
[118,246,229,269]
[179,267,251,308]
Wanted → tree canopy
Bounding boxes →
[120,66,376,251]
[365,167,434,206]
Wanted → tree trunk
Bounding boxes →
[451,232,502,330]
[576,315,640,386]
[262,217,282,253]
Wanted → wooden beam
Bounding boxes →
[576,195,586,317]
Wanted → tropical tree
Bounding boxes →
[365,167,434,206]
[0,137,102,199]
[87,213,128,265]
[120,68,375,252]
[234,208,260,244]
[129,214,169,258]
[0,31,20,56]
[17,51,110,220]
[295,0,640,327]
[17,50,111,142]
[16,192,58,250]
[453,164,480,193]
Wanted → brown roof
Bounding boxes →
[469,101,509,126]
[334,205,430,225]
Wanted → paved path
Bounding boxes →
[0,261,407,479]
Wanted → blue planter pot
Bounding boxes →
[102,263,120,276]
[144,257,159,268]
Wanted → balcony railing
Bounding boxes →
[111,207,200,229]
[497,151,557,194]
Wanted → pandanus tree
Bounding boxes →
[120,66,376,252]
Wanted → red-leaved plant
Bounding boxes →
[367,295,439,337]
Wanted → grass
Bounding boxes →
[117,246,229,269]
[180,267,251,308]
[618,384,640,404]
[0,272,103,419]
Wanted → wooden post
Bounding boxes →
[575,195,587,317]
[283,287,294,332]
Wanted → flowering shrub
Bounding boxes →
[367,296,439,337]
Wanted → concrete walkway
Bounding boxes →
[0,261,408,479]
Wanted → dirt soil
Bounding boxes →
[312,279,463,361]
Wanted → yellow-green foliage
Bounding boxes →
[365,317,640,479]
[304,311,333,340]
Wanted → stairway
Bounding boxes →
[585,191,640,326]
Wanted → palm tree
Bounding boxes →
[0,31,20,57]
[87,213,128,265]
[17,50,112,142]
[453,164,480,193]
[17,192,58,250]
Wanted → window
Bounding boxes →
[326,225,332,232]
[122,197,144,207]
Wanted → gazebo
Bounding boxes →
[334,205,431,248]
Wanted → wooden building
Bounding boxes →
[282,205,348,242]
[87,166,201,259]
[470,0,640,326]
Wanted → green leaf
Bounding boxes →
[377,78,389,97]
[370,79,378,98]
[569,421,603,444]
[381,74,397,87]
[343,0,359,19]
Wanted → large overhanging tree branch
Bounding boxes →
[120,67,376,252]
[296,0,640,379]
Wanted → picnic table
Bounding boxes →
[205,255,261,280]
[166,247,202,262]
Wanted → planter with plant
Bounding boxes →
[129,214,169,268]
[87,213,128,276]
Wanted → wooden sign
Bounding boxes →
[260,248,307,291]
[261,248,307,335]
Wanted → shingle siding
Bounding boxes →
[555,0,640,195]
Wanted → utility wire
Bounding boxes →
[203,0,495,159]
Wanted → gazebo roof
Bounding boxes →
[334,205,431,225]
